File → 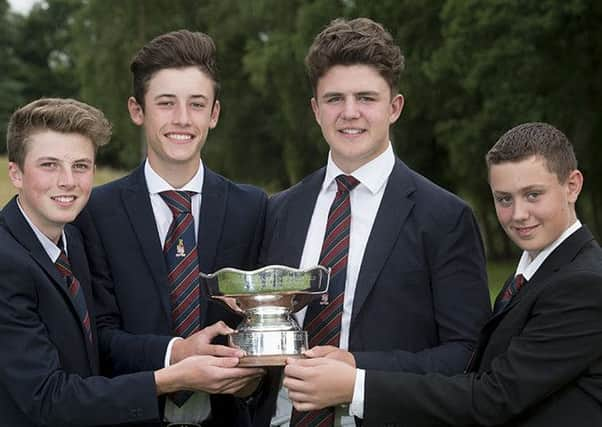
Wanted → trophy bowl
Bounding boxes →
[200,265,330,366]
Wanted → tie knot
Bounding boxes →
[335,175,360,193]
[160,190,195,215]
[514,274,526,291]
[55,250,72,278]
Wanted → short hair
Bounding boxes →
[305,17,404,94]
[130,29,220,107]
[486,122,578,183]
[7,98,111,169]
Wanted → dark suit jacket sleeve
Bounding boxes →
[0,250,160,426]
[363,271,602,426]
[354,206,491,374]
[75,208,172,374]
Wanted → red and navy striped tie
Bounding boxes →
[494,274,526,314]
[291,174,360,427]
[160,190,201,338]
[56,248,93,343]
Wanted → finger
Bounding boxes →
[292,400,320,412]
[282,375,311,394]
[208,356,240,368]
[215,374,263,394]
[305,345,337,358]
[201,321,235,339]
[213,367,265,379]
[208,344,245,358]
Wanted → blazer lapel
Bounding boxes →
[198,168,227,274]
[121,166,172,323]
[279,169,324,267]
[351,159,415,322]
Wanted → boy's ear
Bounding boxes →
[566,169,583,203]
[128,97,145,126]
[8,162,23,190]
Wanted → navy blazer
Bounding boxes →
[0,197,159,427]
[75,164,267,426]
[261,158,491,371]
[365,226,602,426]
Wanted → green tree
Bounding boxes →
[0,0,25,153]
[427,0,602,257]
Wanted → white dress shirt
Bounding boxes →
[17,197,65,262]
[350,219,583,419]
[144,160,211,424]
[273,144,395,426]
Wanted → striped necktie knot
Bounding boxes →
[335,174,360,193]
[160,190,195,216]
[494,274,527,314]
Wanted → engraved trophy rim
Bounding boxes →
[200,264,330,296]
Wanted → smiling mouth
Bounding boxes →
[513,224,539,236]
[52,196,76,204]
[165,133,193,141]
[338,128,366,135]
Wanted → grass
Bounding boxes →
[1,155,515,302]
[0,155,125,207]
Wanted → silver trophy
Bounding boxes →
[200,265,330,366]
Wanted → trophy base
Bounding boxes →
[238,353,305,367]
[230,329,308,366]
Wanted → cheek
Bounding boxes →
[495,206,510,225]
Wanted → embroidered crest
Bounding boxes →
[176,238,186,257]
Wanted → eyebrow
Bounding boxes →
[36,156,93,164]
[492,185,545,195]
[322,90,380,97]
[153,94,209,101]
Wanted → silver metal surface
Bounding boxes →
[201,265,329,363]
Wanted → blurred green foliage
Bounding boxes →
[2,0,600,259]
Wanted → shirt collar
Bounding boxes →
[16,197,65,262]
[516,219,582,280]
[144,159,204,195]
[323,143,395,194]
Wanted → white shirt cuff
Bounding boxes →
[349,368,365,419]
[164,337,183,367]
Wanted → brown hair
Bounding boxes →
[130,29,220,108]
[305,17,404,94]
[486,122,578,183]
[7,98,111,169]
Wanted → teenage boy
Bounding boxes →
[75,30,267,426]
[285,122,602,426]
[260,18,491,426]
[0,98,262,427]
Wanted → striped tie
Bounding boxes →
[56,248,92,343]
[160,190,201,338]
[291,174,360,427]
[494,274,526,314]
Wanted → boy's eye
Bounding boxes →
[40,162,57,168]
[495,195,512,206]
[73,163,90,171]
[526,192,540,201]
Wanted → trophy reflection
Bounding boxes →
[200,265,330,366]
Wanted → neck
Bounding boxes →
[148,157,200,189]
